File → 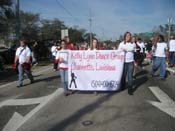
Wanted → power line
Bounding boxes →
[55,0,79,22]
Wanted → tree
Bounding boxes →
[152,24,175,41]
[20,11,40,42]
[0,0,15,43]
[40,19,66,41]
[69,27,86,43]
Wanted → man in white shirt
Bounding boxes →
[168,36,175,67]
[14,38,34,87]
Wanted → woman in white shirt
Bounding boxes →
[55,40,70,96]
[151,35,168,80]
[118,32,136,95]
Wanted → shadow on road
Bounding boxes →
[133,76,148,93]
[49,93,116,131]
[135,70,149,77]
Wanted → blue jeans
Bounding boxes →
[121,62,134,89]
[59,69,68,93]
[151,57,166,78]
[18,64,33,86]
[169,52,175,66]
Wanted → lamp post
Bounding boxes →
[16,0,20,44]
[168,17,172,44]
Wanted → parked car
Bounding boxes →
[0,46,16,64]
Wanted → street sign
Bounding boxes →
[61,29,69,39]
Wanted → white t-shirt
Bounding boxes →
[137,42,145,53]
[16,46,31,64]
[169,40,175,52]
[55,49,69,69]
[51,45,57,57]
[118,41,136,63]
[154,42,168,57]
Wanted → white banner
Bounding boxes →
[68,50,125,91]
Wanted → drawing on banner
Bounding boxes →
[68,50,125,91]
[69,72,77,88]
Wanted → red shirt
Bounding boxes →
[66,43,74,50]
[79,47,87,50]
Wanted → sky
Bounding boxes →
[16,0,175,40]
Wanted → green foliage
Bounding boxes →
[40,19,65,41]
[69,27,86,43]
[20,11,40,41]
[0,0,15,41]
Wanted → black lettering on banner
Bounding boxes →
[91,80,119,89]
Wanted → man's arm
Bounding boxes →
[14,55,19,64]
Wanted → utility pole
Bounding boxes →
[168,17,172,44]
[89,9,92,48]
[16,0,20,44]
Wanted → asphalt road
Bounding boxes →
[0,64,175,131]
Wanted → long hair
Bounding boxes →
[124,31,131,44]
[60,39,66,49]
[90,38,99,50]
[131,36,137,44]
[158,34,165,42]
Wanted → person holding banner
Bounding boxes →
[55,40,70,96]
[118,32,136,95]
[89,38,99,95]
[90,38,99,50]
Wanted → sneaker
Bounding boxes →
[94,91,98,95]
[32,62,38,66]
[159,77,165,81]
[30,80,34,84]
[128,89,133,95]
[17,84,23,88]
[151,73,158,77]
[142,67,145,70]
[128,87,133,95]
[133,75,136,79]
[69,90,75,94]
[64,92,70,96]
